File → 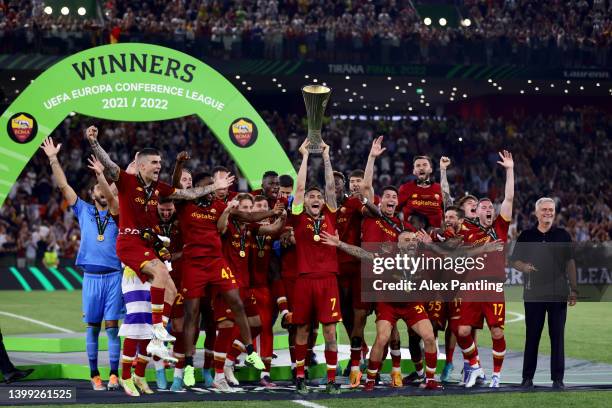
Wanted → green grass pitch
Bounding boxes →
[7,391,612,408]
[1,290,611,407]
[1,290,609,364]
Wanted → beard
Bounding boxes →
[306,205,322,217]
[93,196,108,208]
[399,247,417,257]
[416,173,432,185]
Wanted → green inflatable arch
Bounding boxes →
[0,43,295,207]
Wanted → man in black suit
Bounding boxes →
[1,328,34,383]
[511,197,577,389]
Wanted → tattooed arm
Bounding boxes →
[337,240,374,261]
[87,156,119,215]
[85,126,120,181]
[361,197,383,218]
[321,142,337,211]
[231,201,283,223]
[440,156,453,211]
[217,200,238,234]
[257,211,287,236]
[319,231,374,261]
[172,151,190,189]
[169,172,235,201]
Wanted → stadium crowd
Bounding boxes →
[0,105,610,265]
[0,0,610,67]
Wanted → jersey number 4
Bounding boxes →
[221,268,235,280]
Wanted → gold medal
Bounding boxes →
[258,250,265,258]
[94,208,110,243]
[239,250,246,258]
[314,234,321,242]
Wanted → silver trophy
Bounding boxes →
[302,84,332,153]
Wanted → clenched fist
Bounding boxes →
[440,156,451,170]
[85,126,98,143]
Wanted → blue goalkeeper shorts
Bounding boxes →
[82,270,125,323]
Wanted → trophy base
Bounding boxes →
[307,146,323,154]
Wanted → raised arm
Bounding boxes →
[257,210,287,236]
[497,150,514,221]
[85,126,120,181]
[41,137,77,206]
[439,156,453,209]
[172,151,190,188]
[231,207,281,223]
[321,142,337,211]
[233,201,285,224]
[320,230,375,261]
[87,155,118,215]
[217,199,238,234]
[293,139,310,209]
[361,197,383,218]
[169,172,235,200]
[217,202,283,234]
[363,136,386,202]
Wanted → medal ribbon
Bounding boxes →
[160,222,172,238]
[94,208,111,238]
[232,219,247,253]
[312,217,322,238]
[255,235,266,251]
[485,226,498,241]
[379,213,404,234]
[137,173,156,212]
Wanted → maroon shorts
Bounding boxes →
[293,275,342,325]
[426,300,449,330]
[459,301,506,329]
[376,302,429,328]
[181,257,238,300]
[116,236,158,283]
[213,287,259,323]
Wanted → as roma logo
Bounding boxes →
[7,112,38,144]
[229,118,258,148]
